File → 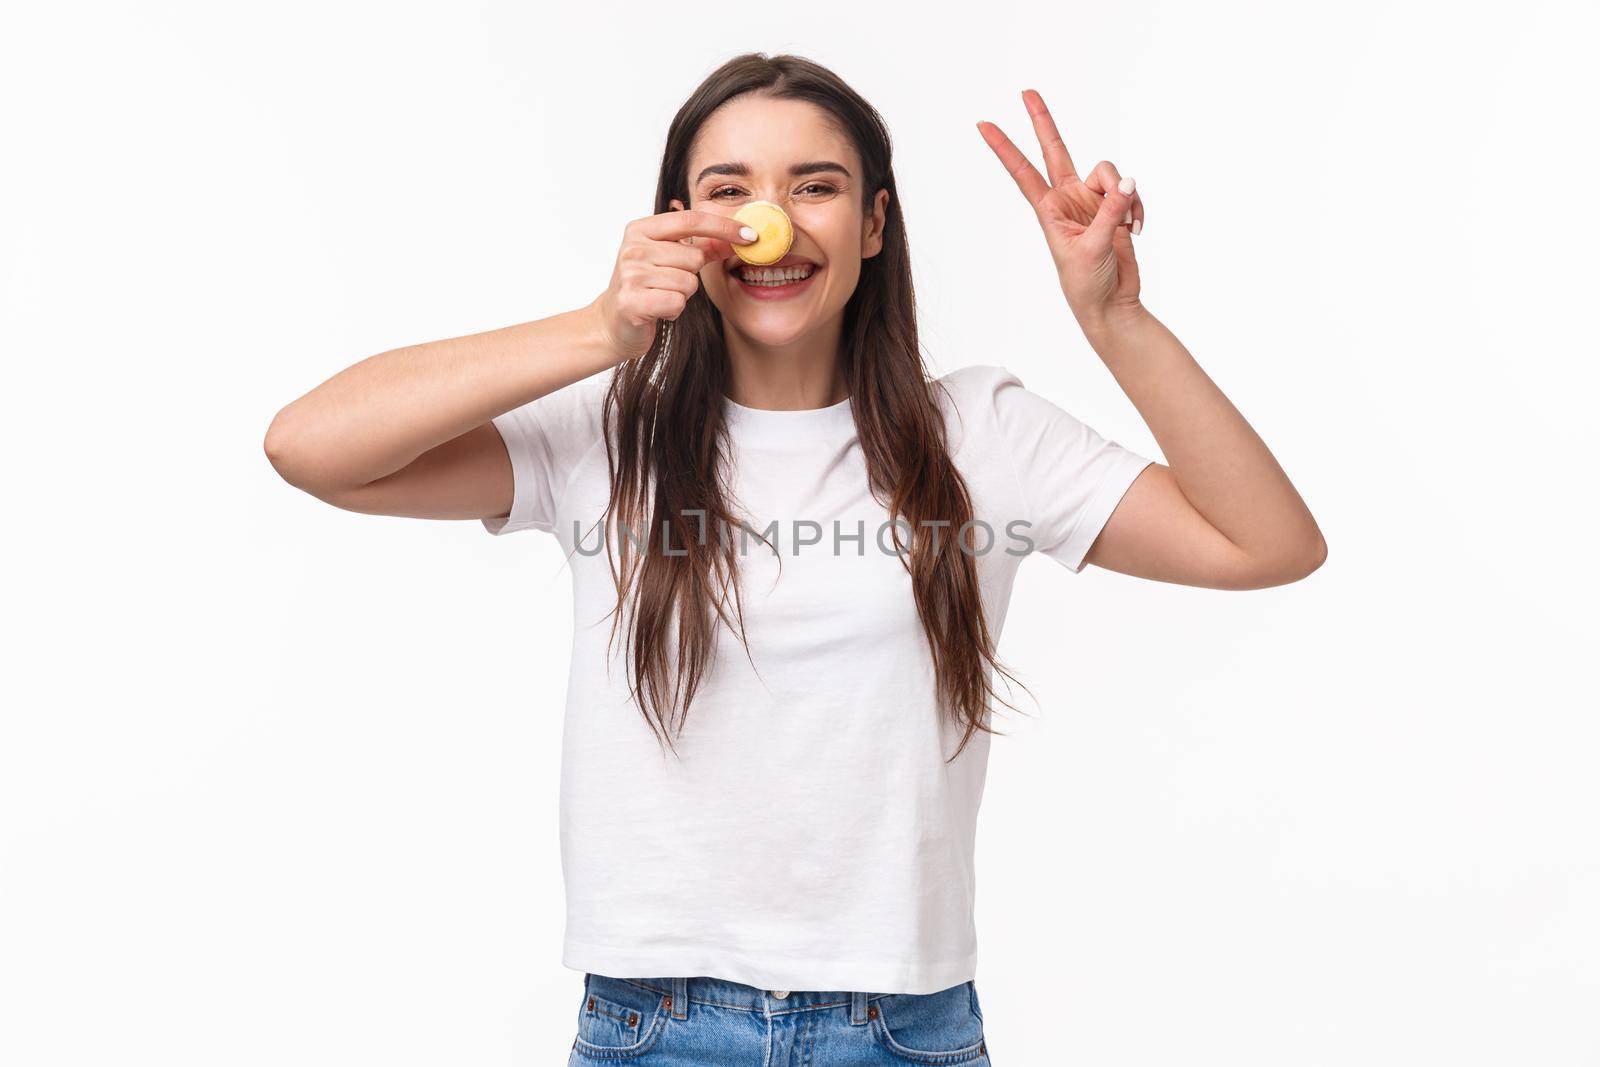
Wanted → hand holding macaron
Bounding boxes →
[590,208,761,362]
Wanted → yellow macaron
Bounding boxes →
[732,200,794,266]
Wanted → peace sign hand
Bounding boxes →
[978,89,1146,334]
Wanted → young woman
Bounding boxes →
[265,53,1325,1067]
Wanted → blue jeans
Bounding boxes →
[568,973,992,1065]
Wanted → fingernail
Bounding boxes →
[1132,218,1142,235]
[1118,175,1136,195]
[1124,208,1133,225]
[740,226,757,241]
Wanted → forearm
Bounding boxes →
[265,299,616,493]
[1082,304,1325,566]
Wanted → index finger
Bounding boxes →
[679,232,739,268]
[976,119,1051,208]
[641,208,757,246]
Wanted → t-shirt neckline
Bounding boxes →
[722,392,857,446]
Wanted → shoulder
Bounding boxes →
[930,362,1136,488]
[537,366,613,424]
[933,362,1019,403]
[492,367,613,476]
[931,363,1033,448]
[515,367,612,444]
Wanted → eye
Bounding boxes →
[708,183,838,200]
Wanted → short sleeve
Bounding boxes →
[482,403,559,535]
[989,366,1155,573]
[481,371,609,537]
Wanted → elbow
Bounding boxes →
[264,405,375,505]
[1225,530,1327,590]
[263,406,301,484]
[1306,530,1328,575]
[263,404,327,494]
[1259,531,1328,588]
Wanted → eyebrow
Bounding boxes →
[694,160,853,187]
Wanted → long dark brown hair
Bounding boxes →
[598,52,1030,762]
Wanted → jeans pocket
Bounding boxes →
[869,980,989,1065]
[570,974,667,1061]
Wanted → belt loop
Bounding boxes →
[850,990,869,1025]
[670,977,688,1020]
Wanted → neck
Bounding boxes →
[721,314,848,410]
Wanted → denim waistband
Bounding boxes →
[611,975,890,1024]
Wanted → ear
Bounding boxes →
[669,198,687,212]
[861,188,890,260]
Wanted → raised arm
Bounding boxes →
[263,209,757,520]
[1076,308,1327,588]
[978,89,1326,589]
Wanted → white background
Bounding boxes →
[3,2,1596,1064]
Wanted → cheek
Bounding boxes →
[803,218,856,261]
[798,212,853,251]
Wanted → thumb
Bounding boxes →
[1084,174,1137,250]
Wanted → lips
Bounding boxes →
[730,261,822,299]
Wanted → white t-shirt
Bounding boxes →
[483,363,1153,995]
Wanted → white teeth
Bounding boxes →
[739,264,815,286]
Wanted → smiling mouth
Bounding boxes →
[734,263,819,287]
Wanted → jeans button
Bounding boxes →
[770,990,789,999]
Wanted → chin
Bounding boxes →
[731,314,819,347]
[710,293,814,339]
